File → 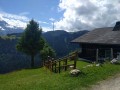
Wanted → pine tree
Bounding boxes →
[16,19,44,68]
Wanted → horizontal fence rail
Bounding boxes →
[44,51,79,73]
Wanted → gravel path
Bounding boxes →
[91,74,120,90]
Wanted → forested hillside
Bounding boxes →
[0,30,88,73]
[43,30,88,57]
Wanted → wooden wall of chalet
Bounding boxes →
[78,43,120,61]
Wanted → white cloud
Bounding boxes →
[55,0,120,32]
[0,11,29,28]
[0,11,51,32]
[42,26,52,32]
[49,18,55,21]
[38,21,49,24]
[19,12,30,16]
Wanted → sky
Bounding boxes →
[0,0,120,32]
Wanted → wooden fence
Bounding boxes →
[44,51,79,73]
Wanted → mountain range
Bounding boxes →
[0,20,24,36]
[43,30,88,57]
[0,19,88,57]
[0,20,89,73]
[9,30,88,57]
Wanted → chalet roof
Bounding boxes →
[72,27,120,45]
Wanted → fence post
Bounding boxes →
[48,60,50,69]
[74,58,76,69]
[96,49,99,63]
[58,60,61,73]
[51,60,53,72]
[111,48,113,60]
[65,59,67,71]
[54,60,57,73]
[43,60,45,66]
[73,52,78,69]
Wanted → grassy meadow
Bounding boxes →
[0,60,120,90]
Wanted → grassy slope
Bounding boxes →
[0,61,120,90]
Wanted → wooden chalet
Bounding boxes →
[71,22,120,62]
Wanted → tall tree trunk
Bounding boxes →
[31,55,34,68]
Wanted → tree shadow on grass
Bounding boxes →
[114,63,120,65]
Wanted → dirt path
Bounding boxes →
[91,74,120,90]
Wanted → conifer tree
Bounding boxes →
[16,19,44,68]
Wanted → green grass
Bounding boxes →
[0,61,120,90]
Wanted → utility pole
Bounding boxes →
[53,21,54,31]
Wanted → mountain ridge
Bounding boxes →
[0,20,24,35]
[0,20,89,36]
[0,21,89,73]
[8,30,88,57]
